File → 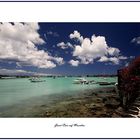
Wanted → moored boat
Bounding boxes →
[97,82,116,86]
[73,78,95,84]
[29,77,45,82]
[73,78,87,84]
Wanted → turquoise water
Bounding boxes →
[0,77,117,108]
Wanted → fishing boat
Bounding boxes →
[97,82,116,86]
[73,78,95,84]
[73,78,87,84]
[88,80,96,84]
[98,82,111,85]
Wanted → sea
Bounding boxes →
[0,77,117,117]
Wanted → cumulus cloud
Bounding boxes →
[73,36,108,64]
[57,42,73,49]
[69,60,79,67]
[131,37,140,44]
[69,30,83,43]
[118,56,128,60]
[130,56,135,59]
[69,32,127,66]
[98,55,128,65]
[52,57,65,65]
[98,56,119,64]
[0,22,64,69]
[98,56,109,63]
[108,47,120,56]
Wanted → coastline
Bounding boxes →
[0,86,128,117]
[39,86,126,118]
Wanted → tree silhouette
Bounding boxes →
[118,57,140,109]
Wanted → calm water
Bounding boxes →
[0,77,117,108]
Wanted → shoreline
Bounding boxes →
[0,86,128,117]
[39,86,125,117]
[37,86,127,117]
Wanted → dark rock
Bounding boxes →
[44,111,52,117]
[102,97,107,103]
[128,109,138,115]
[99,113,111,117]
[96,98,102,103]
[89,103,96,109]
[115,107,126,116]
[105,99,120,109]
[40,104,47,107]
[92,92,98,96]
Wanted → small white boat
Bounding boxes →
[73,78,91,84]
[29,77,45,82]
[103,77,107,80]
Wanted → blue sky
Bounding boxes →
[0,22,140,76]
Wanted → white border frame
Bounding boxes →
[0,2,140,22]
[0,2,140,138]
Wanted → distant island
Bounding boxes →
[0,74,117,79]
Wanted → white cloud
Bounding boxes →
[0,68,49,76]
[52,57,65,65]
[131,37,140,44]
[16,62,22,68]
[130,56,135,59]
[46,31,59,37]
[98,56,119,64]
[98,55,128,65]
[108,47,120,56]
[118,56,128,60]
[0,22,64,69]
[69,59,79,67]
[57,42,73,49]
[69,30,83,43]
[98,56,109,62]
[108,57,120,65]
[69,32,126,66]
[57,42,65,49]
[73,35,108,63]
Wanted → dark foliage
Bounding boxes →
[118,57,140,108]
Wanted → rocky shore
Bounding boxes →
[0,86,130,117]
[39,86,128,117]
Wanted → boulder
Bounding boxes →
[105,98,120,109]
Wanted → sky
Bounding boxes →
[0,22,140,76]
